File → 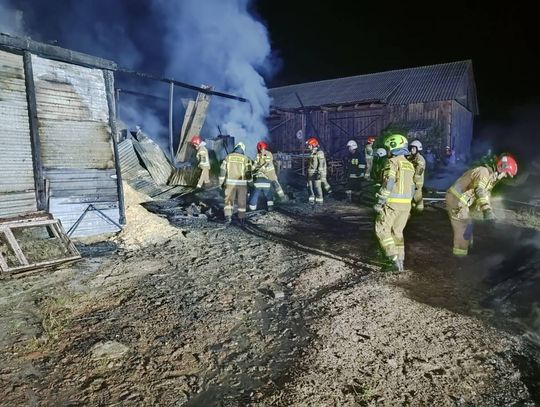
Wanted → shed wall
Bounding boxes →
[32,55,120,236]
[0,50,37,217]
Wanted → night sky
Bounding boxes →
[256,1,540,122]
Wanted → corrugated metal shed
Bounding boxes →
[118,139,189,198]
[131,132,173,186]
[32,54,120,237]
[0,50,37,217]
[269,60,477,114]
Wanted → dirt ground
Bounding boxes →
[0,185,539,406]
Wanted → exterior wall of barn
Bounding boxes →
[269,100,474,161]
[268,104,384,157]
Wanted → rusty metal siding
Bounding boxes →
[0,50,37,217]
[31,54,120,237]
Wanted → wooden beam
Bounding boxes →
[22,51,47,211]
[1,33,116,70]
[103,70,126,225]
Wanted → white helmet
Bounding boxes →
[410,140,423,151]
[375,148,387,158]
[346,140,358,149]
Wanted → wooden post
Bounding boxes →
[168,82,175,166]
[103,70,126,225]
[115,88,120,127]
[22,51,46,211]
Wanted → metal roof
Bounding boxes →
[269,60,476,113]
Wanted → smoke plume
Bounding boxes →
[0,0,275,156]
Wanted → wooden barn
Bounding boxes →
[0,33,124,237]
[268,60,478,161]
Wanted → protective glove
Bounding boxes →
[483,209,496,222]
[373,203,384,215]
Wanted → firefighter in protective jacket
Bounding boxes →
[345,140,366,201]
[408,140,426,213]
[306,137,327,204]
[219,142,252,224]
[190,135,211,189]
[445,154,518,256]
[249,141,284,211]
[364,136,375,180]
[374,134,415,272]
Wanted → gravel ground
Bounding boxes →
[0,191,539,406]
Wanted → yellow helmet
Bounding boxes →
[383,134,408,152]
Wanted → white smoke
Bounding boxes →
[0,0,25,36]
[153,0,273,155]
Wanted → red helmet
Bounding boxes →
[496,154,518,177]
[257,141,269,152]
[367,136,375,144]
[190,135,202,146]
[306,137,319,147]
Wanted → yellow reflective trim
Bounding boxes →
[449,187,470,206]
[453,247,468,256]
[387,198,412,203]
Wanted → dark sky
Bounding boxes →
[256,1,540,122]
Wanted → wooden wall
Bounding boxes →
[268,100,476,159]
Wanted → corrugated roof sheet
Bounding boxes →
[269,60,474,111]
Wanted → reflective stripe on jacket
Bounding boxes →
[378,156,415,207]
[447,166,497,211]
[219,152,252,186]
[197,146,211,169]
[254,151,277,181]
[308,149,327,176]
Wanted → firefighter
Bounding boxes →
[373,134,415,272]
[306,137,327,204]
[364,136,375,180]
[219,142,252,225]
[445,154,518,257]
[190,135,211,189]
[249,141,284,211]
[344,140,366,201]
[408,140,426,213]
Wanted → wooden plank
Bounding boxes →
[103,69,125,224]
[1,227,29,265]
[176,87,212,162]
[0,249,9,272]
[176,99,195,160]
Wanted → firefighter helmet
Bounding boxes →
[234,142,246,152]
[346,140,358,149]
[306,137,319,147]
[257,141,268,152]
[375,148,387,158]
[496,154,518,177]
[383,134,408,152]
[190,135,202,146]
[410,140,423,151]
[367,136,376,144]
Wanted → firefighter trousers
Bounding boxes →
[445,192,473,256]
[307,179,323,203]
[365,157,373,179]
[249,187,273,210]
[224,184,247,219]
[196,167,210,188]
[375,204,411,261]
[412,189,424,212]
